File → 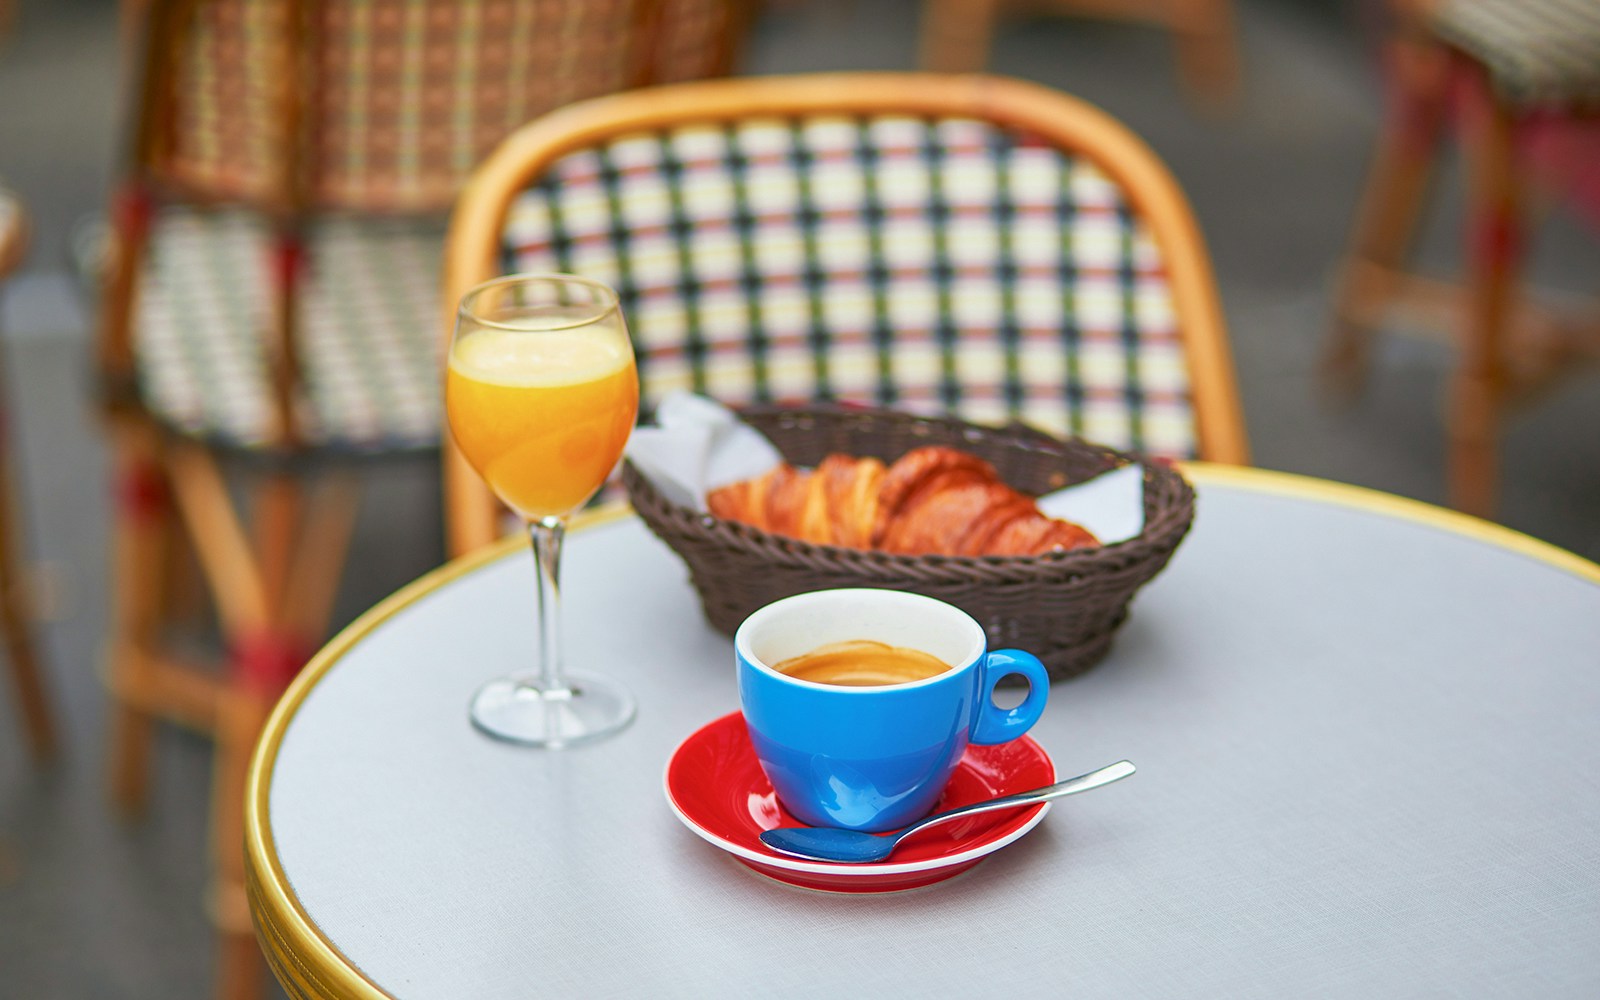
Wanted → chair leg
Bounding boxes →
[123,447,352,996]
[1450,91,1521,518]
[212,630,315,1000]
[105,422,175,814]
[919,0,1001,72]
[159,500,211,632]
[212,683,272,1000]
[210,469,338,1000]
[1169,0,1241,108]
[254,472,303,619]
[216,930,267,1000]
[161,454,273,996]
[284,474,361,640]
[1,588,53,760]
[0,446,54,760]
[1323,37,1452,396]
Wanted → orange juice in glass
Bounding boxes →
[448,320,638,519]
[446,275,639,748]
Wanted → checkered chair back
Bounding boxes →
[502,116,1197,457]
[445,74,1246,553]
[146,0,745,213]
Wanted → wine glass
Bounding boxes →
[445,274,640,747]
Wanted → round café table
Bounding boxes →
[245,465,1600,999]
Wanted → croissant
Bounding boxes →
[706,446,1099,557]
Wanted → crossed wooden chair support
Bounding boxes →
[105,416,360,998]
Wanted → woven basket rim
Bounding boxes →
[621,403,1194,580]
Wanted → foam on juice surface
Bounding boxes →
[451,321,630,387]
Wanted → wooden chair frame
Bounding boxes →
[441,71,1250,556]
[96,7,364,998]
[98,4,749,998]
[1323,17,1600,517]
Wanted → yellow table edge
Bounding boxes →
[243,468,1600,1000]
[244,505,632,1000]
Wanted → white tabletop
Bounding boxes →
[249,467,1600,999]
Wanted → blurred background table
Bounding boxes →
[246,465,1600,999]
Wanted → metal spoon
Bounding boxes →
[759,760,1136,864]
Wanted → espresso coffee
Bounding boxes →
[773,639,953,687]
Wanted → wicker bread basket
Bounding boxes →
[622,405,1196,678]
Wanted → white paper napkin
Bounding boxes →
[625,392,1144,544]
[625,393,785,509]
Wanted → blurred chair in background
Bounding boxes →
[918,0,1240,107]
[1324,0,1600,517]
[441,71,1249,556]
[0,185,56,763]
[95,1,747,996]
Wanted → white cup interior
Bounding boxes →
[737,588,985,679]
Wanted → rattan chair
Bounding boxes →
[442,71,1249,556]
[919,0,1239,107]
[1323,0,1600,517]
[96,2,746,997]
[0,186,55,763]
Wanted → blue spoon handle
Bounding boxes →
[899,760,1136,839]
[757,761,1137,863]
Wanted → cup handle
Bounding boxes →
[969,649,1050,745]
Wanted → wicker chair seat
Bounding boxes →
[1432,0,1600,108]
[134,207,443,453]
[503,115,1199,460]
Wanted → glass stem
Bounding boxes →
[528,516,567,695]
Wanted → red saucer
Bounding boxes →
[663,712,1056,893]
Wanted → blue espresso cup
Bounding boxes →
[736,588,1050,832]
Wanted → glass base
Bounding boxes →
[469,671,636,749]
